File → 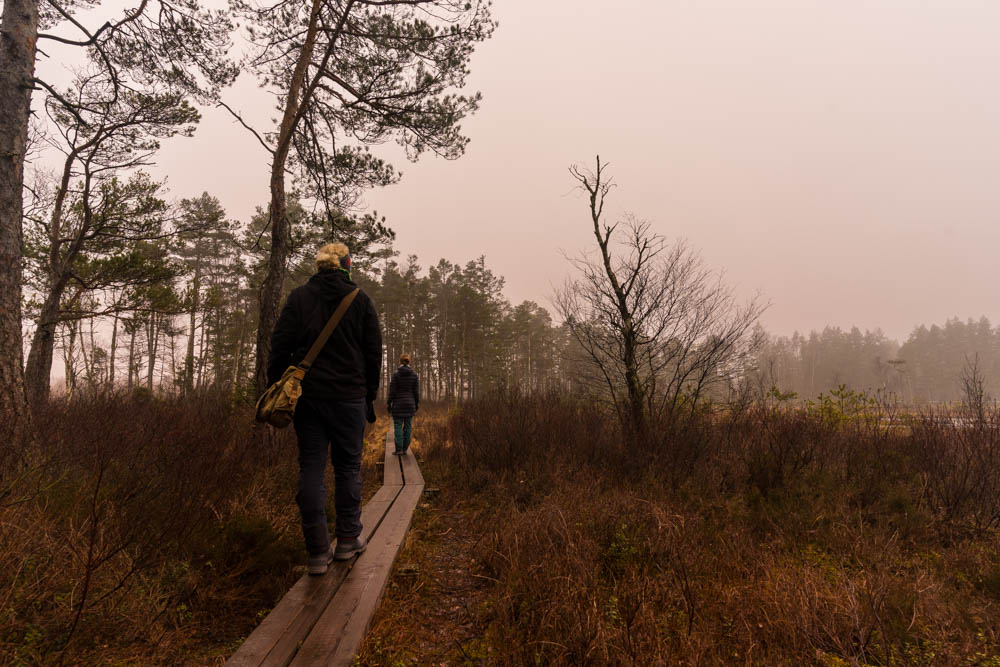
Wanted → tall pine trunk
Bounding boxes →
[214,307,225,388]
[24,281,67,404]
[196,321,207,389]
[185,260,201,395]
[81,317,95,390]
[169,330,178,391]
[0,0,39,433]
[108,312,119,387]
[232,320,246,396]
[127,326,137,390]
[254,0,326,394]
[64,321,77,399]
[146,315,158,390]
[24,142,78,404]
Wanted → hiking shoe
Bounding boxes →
[333,536,367,561]
[307,547,334,576]
[393,450,404,456]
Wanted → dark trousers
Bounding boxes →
[292,396,366,554]
[393,416,413,452]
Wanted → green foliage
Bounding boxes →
[603,522,641,576]
[806,384,877,427]
[373,255,567,401]
[767,385,798,402]
[233,0,495,216]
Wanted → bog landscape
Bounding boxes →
[1,1,998,665]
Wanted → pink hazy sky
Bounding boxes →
[41,1,1000,342]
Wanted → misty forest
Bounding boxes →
[1,1,998,665]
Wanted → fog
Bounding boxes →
[40,0,1000,342]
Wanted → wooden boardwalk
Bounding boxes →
[227,429,424,666]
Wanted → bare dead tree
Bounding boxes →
[557,156,766,435]
[960,353,989,425]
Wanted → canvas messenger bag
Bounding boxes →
[254,288,360,428]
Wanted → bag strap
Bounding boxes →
[299,288,360,371]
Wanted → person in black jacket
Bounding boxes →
[387,354,419,455]
[268,242,382,575]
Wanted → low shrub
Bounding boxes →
[0,390,388,665]
[414,392,1000,665]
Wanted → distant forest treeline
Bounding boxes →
[21,187,997,405]
[753,317,1000,404]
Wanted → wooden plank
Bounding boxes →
[398,448,424,486]
[257,568,351,667]
[258,483,405,666]
[358,483,403,535]
[326,483,424,666]
[226,573,334,667]
[289,483,424,667]
[226,484,402,667]
[229,425,421,667]
[383,428,403,487]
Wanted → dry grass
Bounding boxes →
[361,407,498,665]
[361,393,1000,666]
[0,392,391,665]
[5,391,999,665]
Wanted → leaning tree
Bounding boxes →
[23,72,200,404]
[0,0,235,433]
[226,0,495,392]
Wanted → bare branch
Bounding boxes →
[216,100,274,154]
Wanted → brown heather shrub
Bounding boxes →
[0,392,388,665]
[422,392,1000,665]
[910,411,1000,536]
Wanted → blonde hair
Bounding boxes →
[400,354,411,365]
[316,242,350,271]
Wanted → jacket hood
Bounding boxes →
[397,365,415,376]
[306,268,357,303]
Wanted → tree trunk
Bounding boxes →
[195,319,207,389]
[146,315,158,390]
[108,312,119,387]
[254,0,333,394]
[232,320,246,396]
[622,329,646,435]
[0,0,39,434]
[159,329,169,390]
[185,261,201,395]
[169,329,178,391]
[127,325,137,390]
[584,156,646,435]
[461,316,467,400]
[64,320,77,398]
[24,277,68,404]
[214,306,225,388]
[25,143,96,403]
[80,317,95,390]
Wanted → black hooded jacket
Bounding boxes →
[387,365,419,418]
[267,269,382,402]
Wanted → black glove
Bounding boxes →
[366,401,376,424]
